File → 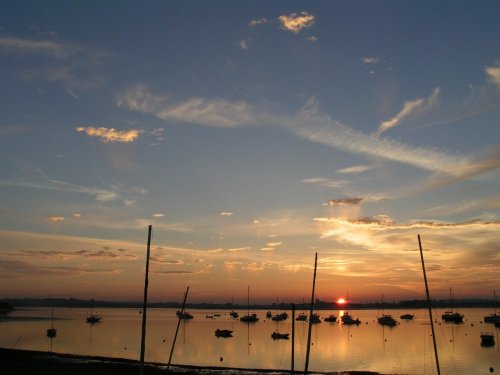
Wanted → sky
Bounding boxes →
[0,1,499,304]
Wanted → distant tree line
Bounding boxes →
[2,297,497,310]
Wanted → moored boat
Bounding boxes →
[442,311,463,323]
[480,332,495,346]
[400,313,415,320]
[86,314,101,324]
[176,310,193,319]
[229,311,239,318]
[271,312,288,321]
[378,314,397,326]
[310,313,321,324]
[215,329,233,338]
[271,331,289,340]
[296,313,307,321]
[324,314,337,322]
[240,313,259,322]
[341,313,361,325]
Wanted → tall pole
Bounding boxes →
[167,286,190,371]
[418,234,441,375]
[140,225,152,375]
[291,303,295,374]
[304,252,318,374]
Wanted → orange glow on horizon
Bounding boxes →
[336,297,346,305]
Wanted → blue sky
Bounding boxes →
[1,1,499,303]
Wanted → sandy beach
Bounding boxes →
[0,348,388,375]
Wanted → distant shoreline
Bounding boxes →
[2,297,498,310]
[0,347,389,375]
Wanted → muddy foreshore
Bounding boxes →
[0,347,396,375]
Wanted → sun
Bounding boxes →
[336,297,346,305]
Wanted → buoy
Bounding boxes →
[489,367,493,373]
[220,357,223,362]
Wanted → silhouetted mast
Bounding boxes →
[304,252,318,374]
[418,235,441,375]
[140,225,152,375]
[167,286,190,371]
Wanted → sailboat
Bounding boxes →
[484,289,500,324]
[441,288,463,324]
[271,297,288,321]
[46,307,57,338]
[240,285,259,323]
[377,295,397,326]
[341,292,361,325]
[86,306,101,324]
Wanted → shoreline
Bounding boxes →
[0,347,390,375]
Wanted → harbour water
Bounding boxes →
[1,307,498,374]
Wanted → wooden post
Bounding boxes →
[291,303,295,374]
[304,252,318,374]
[140,225,152,375]
[418,234,441,375]
[167,286,190,371]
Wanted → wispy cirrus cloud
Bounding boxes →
[0,158,146,203]
[376,87,440,136]
[0,36,112,96]
[117,85,258,128]
[76,126,142,143]
[48,216,65,222]
[0,36,77,58]
[336,165,374,174]
[278,12,315,33]
[118,86,487,178]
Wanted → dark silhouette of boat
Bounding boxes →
[296,313,307,321]
[480,332,495,346]
[310,313,321,324]
[484,289,499,324]
[86,314,101,324]
[215,329,233,338]
[400,313,415,320]
[442,288,464,324]
[229,311,239,318]
[324,314,337,322]
[271,331,289,340]
[46,307,57,338]
[240,286,259,323]
[341,313,361,325]
[176,310,193,319]
[240,313,259,322]
[377,314,398,326]
[271,312,288,321]
[441,311,463,323]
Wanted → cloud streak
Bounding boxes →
[118,87,489,178]
[376,88,440,136]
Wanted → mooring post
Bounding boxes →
[418,234,441,375]
[140,225,152,375]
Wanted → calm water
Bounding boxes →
[1,307,498,374]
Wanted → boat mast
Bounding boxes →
[140,224,152,375]
[418,234,441,375]
[304,252,318,374]
[167,286,190,371]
